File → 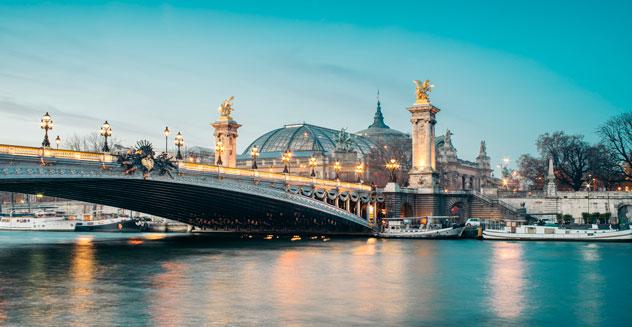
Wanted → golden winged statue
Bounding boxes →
[413,79,433,104]
[218,96,235,120]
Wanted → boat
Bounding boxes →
[74,213,146,232]
[483,222,632,241]
[0,209,77,231]
[377,216,465,239]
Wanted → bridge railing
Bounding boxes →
[0,144,371,191]
[0,144,114,163]
[180,162,371,191]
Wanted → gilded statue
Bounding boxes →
[413,79,433,103]
[218,96,235,120]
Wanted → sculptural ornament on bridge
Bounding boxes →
[413,79,433,104]
[117,140,177,179]
[218,96,235,121]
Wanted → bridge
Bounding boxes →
[0,144,383,235]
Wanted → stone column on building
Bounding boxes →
[546,157,557,197]
[408,79,440,191]
[212,96,241,168]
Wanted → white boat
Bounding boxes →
[0,209,77,231]
[483,223,632,241]
[377,216,465,239]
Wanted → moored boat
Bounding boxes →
[0,209,77,231]
[483,223,632,241]
[377,216,465,239]
[74,213,146,232]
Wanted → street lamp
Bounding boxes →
[333,161,342,180]
[55,135,61,149]
[40,112,53,148]
[385,159,400,183]
[174,132,184,160]
[282,149,292,174]
[100,120,112,152]
[309,157,317,177]
[163,126,170,154]
[355,162,364,183]
[251,145,259,169]
[215,141,224,166]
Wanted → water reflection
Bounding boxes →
[489,242,525,320]
[70,235,96,325]
[577,244,603,325]
[151,261,189,326]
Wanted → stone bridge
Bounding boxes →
[0,145,383,235]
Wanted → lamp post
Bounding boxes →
[309,157,317,177]
[355,162,364,183]
[385,159,400,183]
[40,112,53,148]
[174,132,184,160]
[163,126,170,154]
[215,141,224,166]
[282,149,292,174]
[100,120,112,152]
[55,135,61,149]
[251,145,259,169]
[334,161,341,180]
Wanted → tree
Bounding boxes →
[366,137,411,187]
[536,131,591,191]
[517,154,546,190]
[588,143,624,190]
[63,132,122,152]
[599,112,632,180]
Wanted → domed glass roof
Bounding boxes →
[242,123,375,159]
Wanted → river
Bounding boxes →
[0,232,630,326]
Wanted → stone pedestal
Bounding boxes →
[212,118,241,168]
[407,102,440,191]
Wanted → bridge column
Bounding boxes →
[355,200,360,217]
[212,100,241,168]
[345,198,350,212]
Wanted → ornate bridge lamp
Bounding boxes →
[215,141,224,166]
[334,161,342,180]
[385,159,400,183]
[251,145,259,169]
[55,136,61,149]
[100,121,112,152]
[40,112,53,148]
[174,132,184,160]
[309,157,317,177]
[163,126,170,154]
[282,149,292,174]
[355,162,364,183]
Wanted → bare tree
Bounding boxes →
[517,154,546,190]
[536,131,591,191]
[599,112,632,179]
[62,132,123,152]
[63,133,82,151]
[366,137,411,187]
[588,143,624,190]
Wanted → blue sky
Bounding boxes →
[0,0,630,169]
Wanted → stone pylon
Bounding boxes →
[407,94,440,191]
[212,98,241,168]
[476,140,492,187]
[546,157,557,197]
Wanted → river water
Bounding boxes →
[0,232,630,326]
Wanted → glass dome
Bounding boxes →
[241,123,375,159]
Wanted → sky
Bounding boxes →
[0,0,630,170]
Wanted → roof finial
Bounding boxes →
[368,90,389,129]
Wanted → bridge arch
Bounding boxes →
[0,162,373,234]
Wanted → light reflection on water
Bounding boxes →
[489,242,524,319]
[0,232,631,326]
